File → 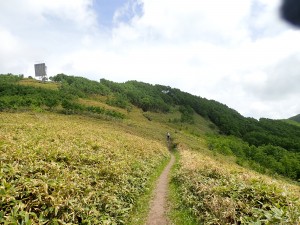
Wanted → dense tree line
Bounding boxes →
[99,78,300,154]
[61,99,124,119]
[100,79,170,112]
[207,135,300,180]
[179,105,194,123]
[0,74,123,119]
[0,75,61,110]
[50,74,110,97]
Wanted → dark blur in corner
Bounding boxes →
[281,0,300,27]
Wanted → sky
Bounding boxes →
[0,0,300,119]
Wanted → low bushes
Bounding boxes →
[171,144,300,224]
[0,113,169,224]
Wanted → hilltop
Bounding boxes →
[0,73,299,224]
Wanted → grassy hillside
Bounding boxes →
[18,78,59,90]
[289,114,300,123]
[1,74,299,180]
[1,74,300,224]
[284,119,300,127]
[171,144,300,224]
[0,112,170,224]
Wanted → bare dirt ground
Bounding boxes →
[146,154,175,225]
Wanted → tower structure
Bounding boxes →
[34,63,47,81]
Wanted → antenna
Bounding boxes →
[34,63,47,82]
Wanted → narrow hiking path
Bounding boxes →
[146,154,175,225]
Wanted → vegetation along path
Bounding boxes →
[146,154,175,225]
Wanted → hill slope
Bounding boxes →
[171,143,300,224]
[1,74,300,179]
[52,74,300,152]
[0,73,300,224]
[290,114,300,123]
[0,112,171,224]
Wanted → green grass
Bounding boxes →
[128,155,170,225]
[18,78,60,90]
[143,107,217,137]
[0,112,170,224]
[283,119,300,127]
[171,144,300,224]
[2,78,300,224]
[169,150,199,225]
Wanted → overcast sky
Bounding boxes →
[1,0,300,119]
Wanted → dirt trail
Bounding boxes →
[146,154,175,225]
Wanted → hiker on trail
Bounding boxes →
[166,132,170,142]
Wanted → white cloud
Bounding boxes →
[137,0,251,41]
[0,0,98,74]
[0,28,20,54]
[0,0,299,119]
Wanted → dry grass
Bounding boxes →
[172,143,300,224]
[18,79,59,90]
[0,112,169,224]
